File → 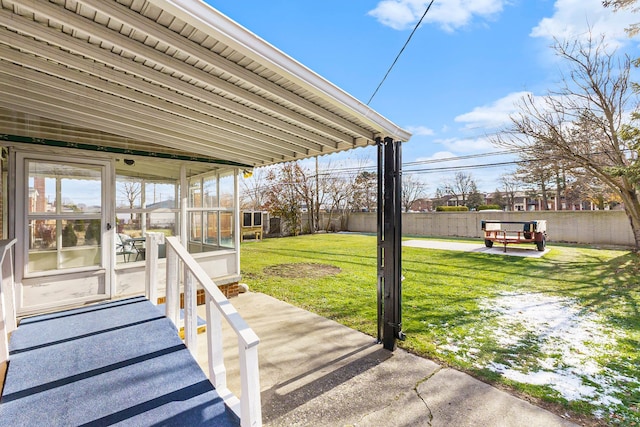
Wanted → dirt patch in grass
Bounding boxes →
[263,263,341,278]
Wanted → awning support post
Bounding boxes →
[376,136,404,351]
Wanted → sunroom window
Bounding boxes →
[188,171,235,253]
[115,176,178,263]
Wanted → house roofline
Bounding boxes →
[148,0,412,142]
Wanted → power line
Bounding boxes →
[403,149,522,166]
[323,149,520,175]
[404,160,519,174]
[311,144,636,176]
[367,0,435,105]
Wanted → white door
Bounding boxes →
[15,153,112,314]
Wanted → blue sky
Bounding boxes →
[210,0,640,193]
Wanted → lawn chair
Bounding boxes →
[115,233,137,262]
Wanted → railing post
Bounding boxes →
[145,232,164,305]
[162,236,261,426]
[239,342,262,427]
[164,243,180,329]
[183,269,197,356]
[0,239,17,365]
[206,293,227,391]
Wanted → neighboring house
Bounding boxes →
[409,198,433,212]
[145,199,178,229]
[438,194,481,208]
[0,0,411,316]
[486,191,606,211]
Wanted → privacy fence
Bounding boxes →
[344,210,635,248]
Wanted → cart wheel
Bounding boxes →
[484,239,494,248]
[536,236,546,251]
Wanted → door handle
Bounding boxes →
[106,223,112,230]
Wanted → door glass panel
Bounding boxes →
[30,219,57,250]
[145,182,177,208]
[189,180,202,208]
[115,175,178,264]
[59,219,100,269]
[190,212,202,242]
[205,212,218,245]
[116,177,142,210]
[220,212,234,248]
[28,176,55,214]
[27,161,103,273]
[219,173,234,208]
[61,169,102,213]
[203,176,218,208]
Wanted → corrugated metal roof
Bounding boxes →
[0,0,411,167]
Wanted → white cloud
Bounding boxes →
[434,136,496,153]
[531,0,640,46]
[414,150,457,163]
[368,0,418,31]
[454,91,530,130]
[406,125,435,136]
[368,0,507,32]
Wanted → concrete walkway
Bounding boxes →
[197,292,577,427]
[403,239,551,258]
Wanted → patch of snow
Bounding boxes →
[436,291,634,415]
[438,343,461,353]
[479,293,623,407]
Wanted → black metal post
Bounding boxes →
[376,137,384,344]
[393,138,404,343]
[377,136,403,351]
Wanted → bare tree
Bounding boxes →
[119,180,141,224]
[514,144,557,210]
[500,174,520,211]
[240,168,268,210]
[401,174,428,212]
[322,158,377,229]
[263,163,304,235]
[315,159,346,231]
[493,34,640,248]
[323,175,351,230]
[351,171,377,212]
[292,163,317,233]
[441,172,476,207]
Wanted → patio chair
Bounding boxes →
[115,233,137,262]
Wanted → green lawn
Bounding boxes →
[240,233,639,426]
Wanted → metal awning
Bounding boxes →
[0,0,411,168]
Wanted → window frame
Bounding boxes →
[187,170,237,253]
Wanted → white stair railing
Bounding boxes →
[144,234,261,427]
[0,238,17,365]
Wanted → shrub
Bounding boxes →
[85,219,101,244]
[435,206,469,212]
[478,205,502,211]
[62,224,78,247]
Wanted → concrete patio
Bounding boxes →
[402,239,551,258]
[197,292,578,427]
